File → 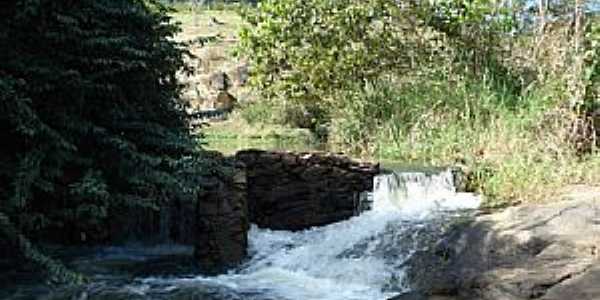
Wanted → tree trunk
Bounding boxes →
[537,0,546,36]
[574,0,583,53]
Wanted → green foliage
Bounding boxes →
[238,99,279,125]
[238,0,522,128]
[234,0,600,206]
[0,212,84,284]
[238,0,411,127]
[0,0,209,283]
[330,75,524,153]
[584,19,600,108]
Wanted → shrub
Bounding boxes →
[237,0,410,121]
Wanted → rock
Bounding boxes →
[235,149,379,231]
[389,292,456,300]
[181,87,199,102]
[404,198,600,300]
[194,155,248,274]
[230,63,249,87]
[214,91,236,112]
[208,16,225,26]
[208,71,230,91]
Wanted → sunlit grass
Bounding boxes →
[358,80,600,207]
[202,112,318,154]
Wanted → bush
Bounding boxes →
[238,0,410,122]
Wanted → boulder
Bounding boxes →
[208,71,230,91]
[235,149,379,231]
[214,91,236,112]
[402,196,600,300]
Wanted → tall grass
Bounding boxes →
[327,76,600,207]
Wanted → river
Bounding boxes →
[3,167,481,300]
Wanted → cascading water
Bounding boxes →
[28,168,481,300]
[372,168,481,215]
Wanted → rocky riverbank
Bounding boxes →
[4,150,600,300]
[194,150,379,272]
[236,149,379,230]
[397,190,600,300]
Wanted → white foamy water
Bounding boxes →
[133,169,482,300]
[373,169,481,217]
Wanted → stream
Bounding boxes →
[4,168,481,300]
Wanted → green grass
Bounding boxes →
[204,79,600,207]
[370,115,600,207]
[202,112,320,155]
[340,79,600,207]
[169,1,250,14]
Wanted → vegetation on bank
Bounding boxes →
[0,0,213,283]
[1,0,599,286]
[168,0,253,12]
[202,113,318,154]
[235,0,600,206]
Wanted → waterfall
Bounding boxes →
[372,168,481,215]
[35,168,481,300]
[115,168,481,300]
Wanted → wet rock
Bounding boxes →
[236,149,379,231]
[404,198,600,300]
[194,154,248,274]
[389,292,457,300]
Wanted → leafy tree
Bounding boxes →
[0,0,208,282]
[237,0,414,128]
[584,16,600,111]
[237,0,519,131]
